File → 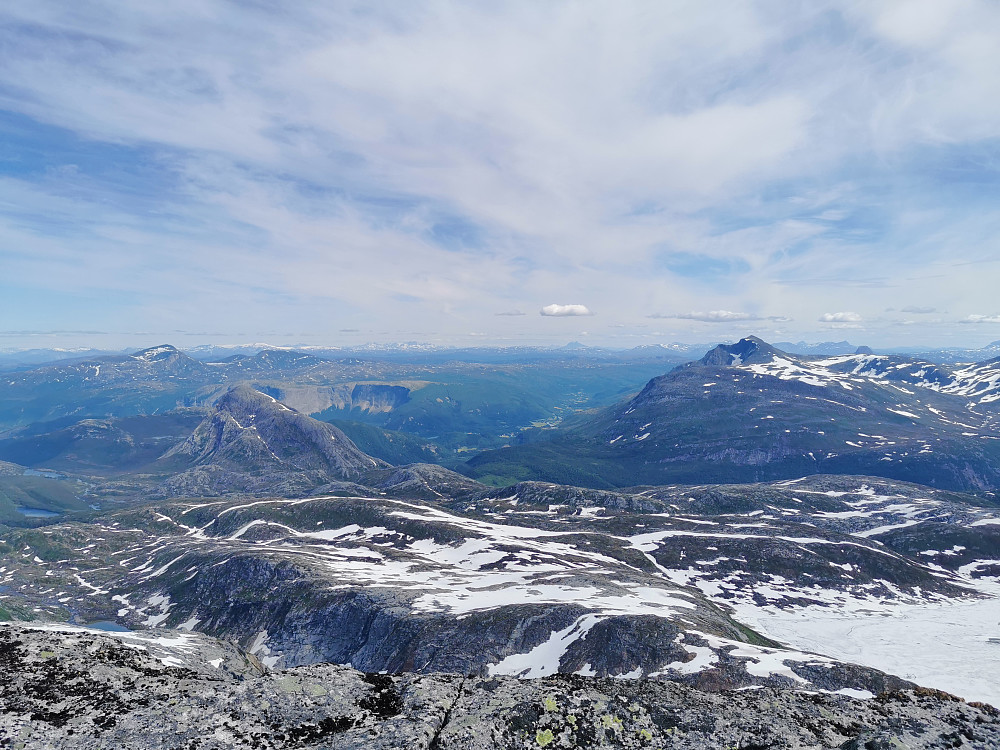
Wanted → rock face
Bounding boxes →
[2,623,998,749]
[157,385,387,494]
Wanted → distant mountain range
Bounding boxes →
[0,344,685,465]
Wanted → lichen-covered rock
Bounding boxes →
[2,623,997,749]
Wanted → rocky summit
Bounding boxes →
[3,623,999,749]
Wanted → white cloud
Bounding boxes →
[819,312,863,323]
[540,304,592,317]
[650,310,790,322]
[901,306,938,314]
[0,3,998,347]
[961,314,1000,324]
[495,310,526,317]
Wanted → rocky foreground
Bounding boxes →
[1,624,998,749]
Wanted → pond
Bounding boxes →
[22,469,64,479]
[14,506,61,518]
[85,621,132,633]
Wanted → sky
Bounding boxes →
[1,1,999,351]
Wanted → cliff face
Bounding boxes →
[2,623,997,750]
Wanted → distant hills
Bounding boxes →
[0,344,683,462]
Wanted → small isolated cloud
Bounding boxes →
[819,312,863,323]
[901,306,938,314]
[495,309,526,316]
[541,304,592,317]
[961,314,1000,324]
[649,310,790,323]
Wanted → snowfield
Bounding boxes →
[731,574,1000,706]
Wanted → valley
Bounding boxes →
[1,339,999,747]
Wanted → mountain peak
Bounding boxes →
[131,344,181,362]
[214,383,290,413]
[698,336,785,366]
[161,385,386,488]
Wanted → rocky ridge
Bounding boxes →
[2,623,998,749]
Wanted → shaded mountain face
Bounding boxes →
[465,338,1000,492]
[157,386,386,495]
[0,412,206,473]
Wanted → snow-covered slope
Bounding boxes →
[2,475,998,702]
[729,341,1000,407]
[472,336,1000,491]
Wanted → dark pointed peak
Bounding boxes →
[855,345,874,355]
[698,336,786,366]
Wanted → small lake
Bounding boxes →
[85,621,132,633]
[15,506,61,518]
[23,469,64,479]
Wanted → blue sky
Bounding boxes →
[1,1,999,350]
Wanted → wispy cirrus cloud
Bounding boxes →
[0,2,999,348]
[650,311,790,323]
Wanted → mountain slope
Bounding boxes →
[0,345,215,429]
[0,412,205,473]
[465,338,1000,492]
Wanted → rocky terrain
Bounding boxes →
[1,472,997,699]
[154,385,388,496]
[2,341,1000,748]
[3,623,998,749]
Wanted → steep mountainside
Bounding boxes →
[465,337,1000,491]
